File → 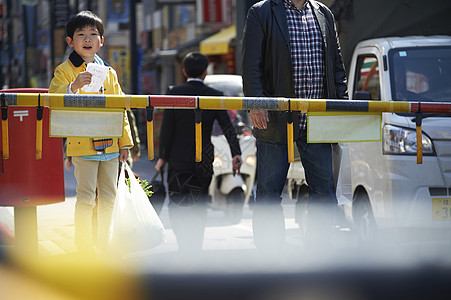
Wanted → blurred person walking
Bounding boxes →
[155,52,242,254]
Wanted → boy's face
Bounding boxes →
[66,26,104,63]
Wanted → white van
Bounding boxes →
[338,36,451,240]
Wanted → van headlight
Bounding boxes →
[213,156,223,168]
[383,124,434,155]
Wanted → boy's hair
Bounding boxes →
[66,11,104,39]
[183,52,209,78]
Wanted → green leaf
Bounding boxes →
[125,177,154,197]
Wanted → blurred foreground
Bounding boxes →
[1,150,451,299]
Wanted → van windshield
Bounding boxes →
[390,46,451,103]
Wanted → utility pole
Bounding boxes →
[49,0,54,79]
[6,0,12,88]
[130,0,137,94]
[22,4,29,87]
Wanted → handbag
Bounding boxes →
[108,162,166,257]
[167,172,204,207]
[149,168,167,215]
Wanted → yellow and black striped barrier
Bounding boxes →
[3,93,448,112]
[1,92,451,164]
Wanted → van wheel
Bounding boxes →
[226,188,244,224]
[352,189,378,244]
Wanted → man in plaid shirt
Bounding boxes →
[242,0,348,253]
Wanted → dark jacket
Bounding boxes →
[241,0,348,142]
[159,80,241,179]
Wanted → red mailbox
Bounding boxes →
[1,101,65,207]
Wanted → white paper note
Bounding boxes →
[81,63,109,93]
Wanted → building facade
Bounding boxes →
[0,0,247,94]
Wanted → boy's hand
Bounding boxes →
[119,149,130,162]
[71,71,92,92]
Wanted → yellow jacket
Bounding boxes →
[49,51,133,157]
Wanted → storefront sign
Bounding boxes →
[203,0,222,23]
[109,48,131,93]
[107,0,129,23]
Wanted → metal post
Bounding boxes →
[6,0,12,88]
[14,206,38,257]
[49,0,55,83]
[22,4,29,87]
[130,0,138,94]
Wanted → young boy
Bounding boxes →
[49,11,133,253]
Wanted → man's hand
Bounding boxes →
[71,71,92,92]
[232,155,242,176]
[119,148,129,162]
[155,158,166,171]
[250,110,269,129]
[64,157,72,171]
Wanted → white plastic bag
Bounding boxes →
[108,162,166,256]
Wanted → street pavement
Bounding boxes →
[4,149,451,300]
[8,148,450,274]
[33,151,259,258]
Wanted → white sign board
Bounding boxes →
[50,109,124,138]
[307,112,381,143]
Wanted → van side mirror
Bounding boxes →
[354,91,372,100]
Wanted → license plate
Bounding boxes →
[432,197,451,221]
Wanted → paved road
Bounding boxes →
[4,151,451,300]
[48,149,362,272]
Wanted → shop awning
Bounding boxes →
[200,25,236,55]
[159,35,211,58]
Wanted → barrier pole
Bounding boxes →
[14,207,38,257]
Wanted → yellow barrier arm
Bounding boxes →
[4,93,451,164]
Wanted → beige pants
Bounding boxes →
[72,156,119,251]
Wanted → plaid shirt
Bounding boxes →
[285,0,325,129]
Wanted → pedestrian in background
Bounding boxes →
[49,11,134,253]
[155,52,242,254]
[242,0,348,253]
